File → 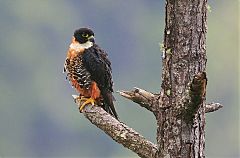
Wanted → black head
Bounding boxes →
[74,28,95,44]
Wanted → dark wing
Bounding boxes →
[82,44,118,119]
[82,44,113,92]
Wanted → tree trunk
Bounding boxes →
[156,0,207,157]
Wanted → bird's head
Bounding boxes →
[73,28,95,44]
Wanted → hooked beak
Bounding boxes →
[88,36,95,43]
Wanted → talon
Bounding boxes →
[72,95,79,100]
[79,97,96,111]
[79,96,87,101]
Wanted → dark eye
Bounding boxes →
[82,33,89,38]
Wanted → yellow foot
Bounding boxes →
[79,97,96,112]
[72,95,87,103]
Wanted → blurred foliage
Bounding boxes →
[0,0,238,157]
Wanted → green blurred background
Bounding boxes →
[0,0,239,157]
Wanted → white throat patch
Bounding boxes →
[70,41,93,50]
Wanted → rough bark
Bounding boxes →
[118,88,222,115]
[157,0,208,157]
[71,0,222,158]
[73,95,157,158]
[118,87,158,112]
[205,103,223,113]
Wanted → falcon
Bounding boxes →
[64,28,118,119]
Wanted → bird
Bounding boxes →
[64,27,118,119]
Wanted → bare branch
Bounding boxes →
[205,102,223,113]
[117,87,157,112]
[73,95,157,158]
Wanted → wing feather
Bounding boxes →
[82,44,118,119]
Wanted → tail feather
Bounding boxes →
[102,91,118,120]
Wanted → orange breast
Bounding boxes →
[71,78,90,96]
[71,78,101,100]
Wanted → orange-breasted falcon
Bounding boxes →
[64,28,118,119]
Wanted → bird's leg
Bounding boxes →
[79,82,99,111]
[79,97,96,112]
[79,95,87,101]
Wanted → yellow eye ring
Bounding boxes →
[82,33,89,38]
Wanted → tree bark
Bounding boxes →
[73,95,157,158]
[72,0,223,158]
[156,0,207,157]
